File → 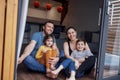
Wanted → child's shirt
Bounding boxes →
[35,45,52,59]
[71,50,93,60]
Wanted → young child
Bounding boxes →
[35,34,58,74]
[71,38,93,70]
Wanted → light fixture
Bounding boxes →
[33,0,40,8]
[57,6,63,13]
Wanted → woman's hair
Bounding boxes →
[43,34,54,45]
[66,26,77,34]
[66,26,77,41]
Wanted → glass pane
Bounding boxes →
[103,0,120,78]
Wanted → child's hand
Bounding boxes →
[75,60,79,69]
[42,49,47,53]
[85,56,88,58]
[78,58,85,63]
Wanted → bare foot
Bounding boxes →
[51,64,56,70]
[46,68,51,73]
[50,70,59,79]
[67,76,75,80]
[51,70,58,75]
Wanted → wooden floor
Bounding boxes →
[17,63,95,80]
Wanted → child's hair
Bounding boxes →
[43,34,54,45]
[76,38,86,46]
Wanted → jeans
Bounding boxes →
[65,56,95,78]
[23,55,62,73]
[75,56,95,78]
[61,58,75,71]
[62,59,76,78]
[23,55,46,73]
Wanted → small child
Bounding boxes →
[71,38,93,69]
[35,34,58,74]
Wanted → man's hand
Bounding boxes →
[18,57,23,64]
[49,57,59,65]
[52,44,57,50]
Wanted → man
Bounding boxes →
[18,21,59,73]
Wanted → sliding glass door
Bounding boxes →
[97,0,120,80]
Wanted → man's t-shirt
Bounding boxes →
[31,32,56,57]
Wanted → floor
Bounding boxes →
[17,63,95,80]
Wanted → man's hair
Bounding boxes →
[43,34,54,45]
[43,21,54,26]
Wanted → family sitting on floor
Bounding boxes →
[18,21,95,80]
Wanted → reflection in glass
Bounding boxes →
[103,0,120,78]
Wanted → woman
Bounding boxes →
[64,26,95,78]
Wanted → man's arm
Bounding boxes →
[18,40,36,64]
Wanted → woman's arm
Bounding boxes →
[63,42,76,61]
[85,42,91,52]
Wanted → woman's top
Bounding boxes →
[68,41,73,55]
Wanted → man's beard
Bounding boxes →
[44,30,52,35]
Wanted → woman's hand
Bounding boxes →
[42,49,48,53]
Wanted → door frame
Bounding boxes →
[1,0,18,80]
[0,0,5,80]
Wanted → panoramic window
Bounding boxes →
[103,0,120,78]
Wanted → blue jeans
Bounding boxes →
[23,55,46,73]
[60,58,75,71]
[23,55,61,73]
[23,56,75,74]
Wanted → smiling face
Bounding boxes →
[43,22,54,35]
[76,41,85,52]
[67,28,77,41]
[45,37,54,47]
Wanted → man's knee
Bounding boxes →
[23,56,34,64]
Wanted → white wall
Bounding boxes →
[63,0,100,32]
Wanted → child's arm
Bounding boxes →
[35,46,44,59]
[75,59,81,69]
[71,51,78,62]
